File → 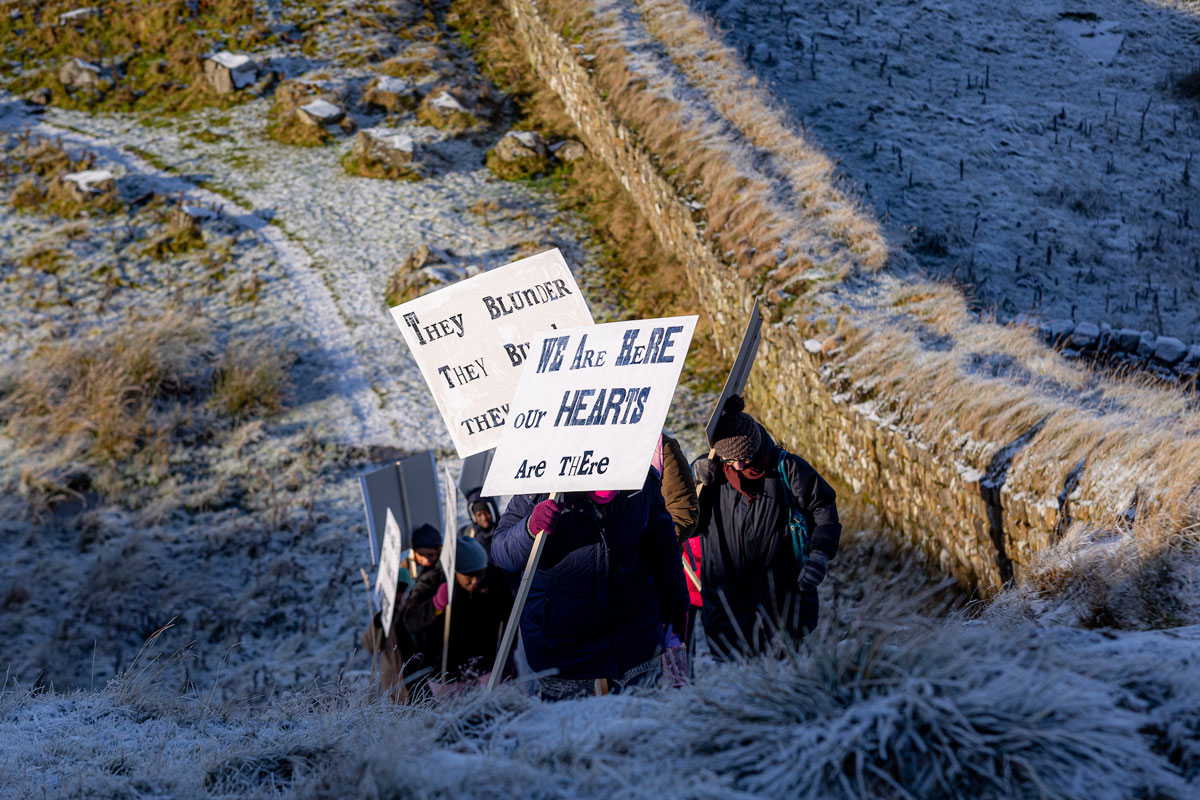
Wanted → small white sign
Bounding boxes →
[377,509,404,636]
[439,466,458,598]
[389,249,594,458]
[483,316,698,496]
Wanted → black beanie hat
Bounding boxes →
[712,395,764,462]
[412,523,441,550]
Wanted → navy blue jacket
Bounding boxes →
[491,469,689,680]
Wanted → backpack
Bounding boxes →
[775,449,811,567]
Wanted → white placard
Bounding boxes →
[377,508,404,635]
[483,316,698,496]
[389,249,594,457]
[439,466,457,596]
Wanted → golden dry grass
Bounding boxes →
[0,312,293,512]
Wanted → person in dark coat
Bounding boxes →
[693,395,841,659]
[399,536,513,684]
[490,469,689,699]
[458,498,500,556]
[360,521,446,700]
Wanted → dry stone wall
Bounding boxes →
[501,0,1077,593]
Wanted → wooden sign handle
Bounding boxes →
[681,552,702,593]
[487,491,557,690]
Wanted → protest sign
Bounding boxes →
[398,451,441,536]
[390,249,594,457]
[359,462,404,565]
[705,299,761,445]
[439,466,457,681]
[482,315,698,497]
[376,509,404,635]
[458,449,494,501]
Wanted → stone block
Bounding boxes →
[299,98,345,125]
[59,57,103,90]
[1047,319,1074,346]
[352,127,416,170]
[550,139,587,162]
[1069,322,1099,350]
[1153,336,1188,365]
[364,75,418,112]
[1112,328,1139,353]
[1136,330,1156,358]
[204,51,258,94]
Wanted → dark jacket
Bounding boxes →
[491,469,689,680]
[695,436,841,657]
[658,433,699,543]
[399,564,512,681]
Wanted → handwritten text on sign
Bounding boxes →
[482,316,698,496]
[376,509,404,636]
[389,249,594,458]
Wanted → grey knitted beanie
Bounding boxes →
[455,536,489,574]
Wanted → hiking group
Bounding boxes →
[363,395,842,701]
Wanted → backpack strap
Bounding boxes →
[775,449,811,567]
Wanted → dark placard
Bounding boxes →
[705,299,762,446]
[360,451,443,564]
[458,449,495,501]
[359,463,403,565]
[398,451,442,538]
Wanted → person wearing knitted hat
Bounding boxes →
[361,521,445,697]
[399,536,513,685]
[410,522,444,571]
[692,395,841,659]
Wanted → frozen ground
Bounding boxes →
[0,0,623,702]
[0,0,716,703]
[3,541,1199,798]
[699,0,1200,342]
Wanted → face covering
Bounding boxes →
[723,446,769,501]
[588,490,618,504]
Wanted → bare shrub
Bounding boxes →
[0,313,293,510]
[0,311,212,501]
[209,340,293,421]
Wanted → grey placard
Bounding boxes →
[359,463,403,565]
[398,450,442,537]
[458,449,495,501]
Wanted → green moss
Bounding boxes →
[2,0,269,115]
[340,150,421,181]
[485,148,551,180]
[415,102,479,132]
[266,108,331,147]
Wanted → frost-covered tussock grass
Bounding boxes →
[5,610,1199,798]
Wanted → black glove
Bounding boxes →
[798,551,829,592]
[693,456,720,487]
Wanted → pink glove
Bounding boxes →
[527,498,561,537]
[433,582,449,612]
